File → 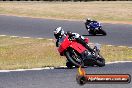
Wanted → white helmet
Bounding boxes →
[86,18,92,22]
[54,27,64,39]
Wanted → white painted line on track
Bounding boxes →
[106,45,113,47]
[22,37,30,38]
[106,61,132,64]
[118,46,127,48]
[0,35,131,48]
[10,36,19,38]
[59,66,67,68]
[48,39,53,41]
[0,67,55,72]
[128,47,132,48]
[0,61,132,73]
[37,38,44,39]
[0,35,6,36]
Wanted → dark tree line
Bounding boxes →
[0,0,131,1]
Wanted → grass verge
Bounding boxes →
[0,1,132,22]
[0,36,131,70]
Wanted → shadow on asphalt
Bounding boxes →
[54,67,77,69]
[54,66,98,69]
[82,34,106,36]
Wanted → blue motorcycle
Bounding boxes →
[86,21,107,36]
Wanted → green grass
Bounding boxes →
[0,36,131,70]
[0,1,132,22]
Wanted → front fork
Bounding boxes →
[71,50,82,63]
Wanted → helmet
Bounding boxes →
[67,31,72,35]
[66,31,73,37]
[54,27,64,39]
[86,18,92,22]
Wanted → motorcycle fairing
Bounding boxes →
[58,36,87,55]
[69,41,87,54]
[58,36,71,54]
[90,22,100,28]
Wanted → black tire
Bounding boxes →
[65,50,84,68]
[91,31,96,35]
[96,55,105,67]
[100,29,107,35]
[66,62,73,69]
[89,29,96,35]
[92,46,105,67]
[92,32,96,36]
[88,30,92,35]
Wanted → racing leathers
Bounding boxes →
[55,31,94,53]
[85,20,98,31]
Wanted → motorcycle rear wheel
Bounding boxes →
[66,62,73,69]
[100,29,107,35]
[89,30,96,35]
[65,50,84,68]
[96,55,105,67]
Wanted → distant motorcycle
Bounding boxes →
[56,35,105,68]
[86,21,107,35]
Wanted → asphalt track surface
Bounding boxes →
[0,15,132,88]
[0,15,132,46]
[0,62,132,88]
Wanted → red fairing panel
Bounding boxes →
[58,36,71,53]
[69,41,87,53]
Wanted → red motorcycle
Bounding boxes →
[56,35,105,68]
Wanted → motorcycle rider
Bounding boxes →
[85,18,98,31]
[54,27,94,53]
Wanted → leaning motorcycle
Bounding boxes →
[86,22,107,36]
[56,35,105,68]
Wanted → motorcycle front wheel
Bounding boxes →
[65,49,84,68]
[96,54,105,67]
